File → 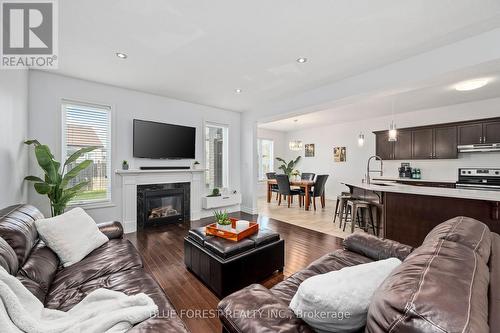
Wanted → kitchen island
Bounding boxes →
[342,180,500,247]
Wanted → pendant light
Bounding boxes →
[388,99,397,142]
[288,119,303,151]
[357,133,365,147]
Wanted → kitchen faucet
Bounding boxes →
[366,155,383,184]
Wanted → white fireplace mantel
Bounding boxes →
[115,169,205,233]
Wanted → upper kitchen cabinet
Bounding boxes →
[483,121,500,144]
[394,130,412,160]
[433,126,458,159]
[375,131,394,160]
[458,123,483,145]
[374,117,499,160]
[412,128,433,159]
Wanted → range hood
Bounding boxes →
[458,143,500,153]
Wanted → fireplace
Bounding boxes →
[137,183,190,229]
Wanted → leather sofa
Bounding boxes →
[219,216,499,333]
[0,204,188,333]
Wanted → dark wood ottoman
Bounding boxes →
[184,227,285,298]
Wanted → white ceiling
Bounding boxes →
[52,0,500,112]
[258,60,500,131]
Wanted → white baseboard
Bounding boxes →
[240,205,258,215]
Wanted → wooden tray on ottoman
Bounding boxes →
[205,218,259,242]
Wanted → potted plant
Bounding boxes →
[213,210,232,231]
[24,140,98,216]
[276,156,301,177]
[122,160,129,170]
[292,169,301,181]
[207,188,221,197]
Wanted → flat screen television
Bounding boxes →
[133,119,196,159]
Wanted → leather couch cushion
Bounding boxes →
[204,237,255,259]
[271,249,372,304]
[489,233,500,333]
[424,216,491,262]
[48,239,143,296]
[45,268,188,333]
[344,231,413,261]
[16,240,59,302]
[0,204,43,267]
[366,239,490,333]
[0,236,18,274]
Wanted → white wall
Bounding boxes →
[256,128,287,197]
[0,70,29,208]
[28,70,241,221]
[283,98,500,200]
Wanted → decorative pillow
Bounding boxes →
[35,207,108,267]
[289,257,401,333]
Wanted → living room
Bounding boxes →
[1,1,499,333]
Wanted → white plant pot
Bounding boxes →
[217,223,231,231]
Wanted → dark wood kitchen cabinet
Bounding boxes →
[374,116,499,160]
[394,130,412,160]
[434,126,458,159]
[458,123,483,145]
[484,121,500,143]
[375,131,394,160]
[412,128,433,159]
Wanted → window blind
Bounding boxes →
[62,102,111,204]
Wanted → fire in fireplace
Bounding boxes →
[137,183,190,229]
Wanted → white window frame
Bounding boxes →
[61,99,113,207]
[204,121,229,191]
[258,138,274,181]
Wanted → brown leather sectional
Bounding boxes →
[219,216,499,333]
[0,204,188,333]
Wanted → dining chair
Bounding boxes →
[301,173,316,181]
[301,174,329,210]
[275,174,302,208]
[266,172,279,200]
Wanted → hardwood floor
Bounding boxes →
[126,212,344,333]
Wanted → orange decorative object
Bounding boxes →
[205,218,259,242]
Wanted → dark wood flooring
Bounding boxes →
[126,212,344,333]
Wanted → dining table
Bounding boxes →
[266,179,320,211]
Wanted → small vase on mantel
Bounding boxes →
[122,160,129,170]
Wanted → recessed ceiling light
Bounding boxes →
[235,88,242,94]
[296,57,307,63]
[116,52,128,59]
[454,78,489,91]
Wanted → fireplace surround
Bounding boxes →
[116,169,204,233]
[137,183,190,229]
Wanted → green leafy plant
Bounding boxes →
[292,169,301,177]
[213,210,231,225]
[207,188,220,197]
[275,156,301,176]
[24,140,98,217]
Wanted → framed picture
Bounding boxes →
[333,146,346,162]
[305,144,315,157]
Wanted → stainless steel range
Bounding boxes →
[456,168,500,191]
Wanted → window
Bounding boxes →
[205,123,228,190]
[258,139,274,180]
[62,101,111,204]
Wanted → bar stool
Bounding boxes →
[343,199,377,234]
[334,192,351,228]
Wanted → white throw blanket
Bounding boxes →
[0,266,158,333]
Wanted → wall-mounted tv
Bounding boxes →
[133,119,196,159]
